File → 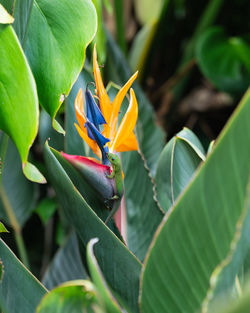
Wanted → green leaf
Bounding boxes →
[36,280,102,313]
[35,198,56,225]
[42,232,87,290]
[25,0,97,127]
[106,31,164,174]
[0,239,47,313]
[122,150,164,261]
[140,89,250,313]
[23,161,46,184]
[0,3,14,23]
[155,127,204,212]
[87,238,122,313]
[0,136,38,227]
[196,27,250,95]
[43,143,142,313]
[0,25,39,164]
[12,0,34,45]
[0,1,12,13]
[0,221,8,233]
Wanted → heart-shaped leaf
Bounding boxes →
[196,27,250,95]
[25,0,97,131]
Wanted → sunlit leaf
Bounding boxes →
[25,0,97,130]
[0,25,44,182]
[36,280,103,313]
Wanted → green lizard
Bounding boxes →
[105,152,124,223]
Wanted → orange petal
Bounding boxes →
[74,123,101,159]
[74,89,86,128]
[93,45,112,129]
[110,88,138,152]
[115,131,139,152]
[109,71,138,140]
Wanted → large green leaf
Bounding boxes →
[140,89,250,313]
[42,232,87,290]
[25,0,97,130]
[155,127,205,212]
[36,280,103,313]
[44,143,142,313]
[0,136,37,227]
[196,27,250,95]
[106,31,164,174]
[12,0,34,45]
[0,239,47,313]
[0,24,44,182]
[87,238,122,313]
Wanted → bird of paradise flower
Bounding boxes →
[74,46,139,165]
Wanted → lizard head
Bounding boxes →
[106,152,120,167]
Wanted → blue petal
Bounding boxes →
[85,120,110,162]
[85,87,106,129]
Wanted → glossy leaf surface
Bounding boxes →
[11,0,34,45]
[25,0,97,127]
[141,89,250,313]
[0,24,38,163]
